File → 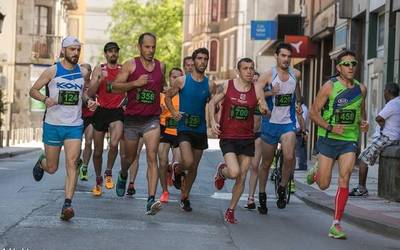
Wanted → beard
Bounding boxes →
[65,55,79,65]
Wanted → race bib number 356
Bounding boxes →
[335,109,356,124]
[275,94,292,106]
[136,89,155,104]
[58,90,79,105]
[230,105,249,120]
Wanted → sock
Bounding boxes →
[147,196,155,202]
[334,187,349,222]
[104,169,112,176]
[120,171,127,180]
[64,199,72,206]
[96,176,103,186]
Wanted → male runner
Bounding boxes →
[256,43,302,213]
[165,48,215,212]
[88,42,124,196]
[210,58,259,223]
[158,67,183,202]
[79,63,94,181]
[112,33,164,215]
[30,36,97,220]
[183,56,194,74]
[308,50,368,239]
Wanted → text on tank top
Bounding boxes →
[45,62,83,126]
[220,79,257,139]
[125,57,163,116]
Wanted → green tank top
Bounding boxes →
[317,78,362,142]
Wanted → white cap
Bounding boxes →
[62,36,82,48]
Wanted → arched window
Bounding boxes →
[209,40,219,72]
[211,0,219,22]
[221,0,228,19]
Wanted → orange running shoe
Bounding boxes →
[91,185,102,196]
[105,175,114,189]
[160,191,169,203]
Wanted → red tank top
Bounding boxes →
[125,57,163,116]
[220,79,257,139]
[97,64,125,109]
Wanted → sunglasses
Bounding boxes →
[338,60,358,67]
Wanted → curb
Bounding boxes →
[294,180,400,239]
[0,148,40,159]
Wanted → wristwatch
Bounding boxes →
[326,124,333,132]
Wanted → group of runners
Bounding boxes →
[29,32,371,240]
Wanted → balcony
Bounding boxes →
[30,34,62,64]
[62,0,78,10]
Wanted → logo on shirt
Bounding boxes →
[57,82,82,90]
[239,94,246,101]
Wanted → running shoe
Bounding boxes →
[224,208,238,224]
[116,172,127,197]
[160,191,169,203]
[126,182,136,196]
[146,199,162,215]
[60,204,74,221]
[276,185,287,209]
[173,163,182,190]
[91,185,102,196]
[306,162,319,185]
[180,198,192,212]
[33,153,45,182]
[349,187,369,197]
[104,175,114,189]
[328,223,347,239]
[214,163,226,190]
[290,180,296,193]
[79,165,88,181]
[257,192,268,214]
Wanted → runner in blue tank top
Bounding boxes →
[29,36,97,221]
[165,48,216,212]
[254,43,302,213]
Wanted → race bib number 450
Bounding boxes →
[335,109,356,124]
[58,90,79,105]
[136,89,155,104]
[275,94,292,106]
[230,105,249,120]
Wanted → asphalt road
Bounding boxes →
[0,148,399,250]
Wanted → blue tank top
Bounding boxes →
[177,74,210,133]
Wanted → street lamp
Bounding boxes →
[0,12,5,33]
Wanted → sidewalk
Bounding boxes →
[294,160,400,239]
[0,141,42,159]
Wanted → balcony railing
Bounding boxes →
[31,34,62,61]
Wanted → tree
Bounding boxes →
[109,0,183,72]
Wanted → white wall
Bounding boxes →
[84,0,114,66]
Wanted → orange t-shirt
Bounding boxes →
[160,93,179,136]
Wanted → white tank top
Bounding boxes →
[44,62,84,126]
[268,66,297,124]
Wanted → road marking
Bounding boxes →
[19,215,225,235]
[211,192,301,203]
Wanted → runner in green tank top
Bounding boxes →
[308,50,369,239]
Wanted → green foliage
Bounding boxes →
[109,0,183,72]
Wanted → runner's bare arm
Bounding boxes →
[87,66,102,97]
[29,66,57,107]
[166,76,184,120]
[160,62,167,87]
[112,60,141,93]
[208,81,228,135]
[360,83,369,132]
[255,71,270,114]
[309,81,333,130]
[294,69,302,104]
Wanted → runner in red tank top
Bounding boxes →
[87,42,125,196]
[112,33,165,215]
[209,58,261,224]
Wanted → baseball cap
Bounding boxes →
[104,42,120,52]
[62,36,82,48]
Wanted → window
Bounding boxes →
[334,25,347,49]
[210,40,219,72]
[377,13,384,48]
[34,5,50,35]
[223,38,228,70]
[221,0,228,19]
[229,35,235,70]
[211,0,219,22]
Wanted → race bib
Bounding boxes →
[184,114,201,128]
[136,89,155,104]
[230,105,249,120]
[166,117,177,128]
[58,90,79,105]
[275,94,292,106]
[335,109,356,124]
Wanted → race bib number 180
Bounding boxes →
[58,90,79,105]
